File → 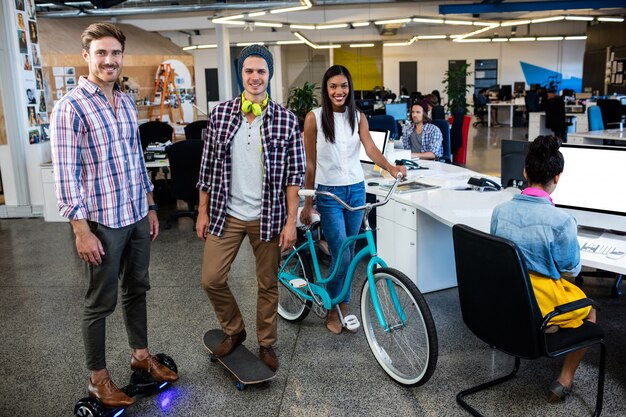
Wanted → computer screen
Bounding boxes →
[514,82,526,94]
[498,85,512,101]
[551,144,626,232]
[385,103,408,121]
[500,139,529,189]
[360,129,389,165]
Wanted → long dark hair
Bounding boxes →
[321,65,357,143]
[525,135,564,185]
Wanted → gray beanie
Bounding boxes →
[238,44,274,80]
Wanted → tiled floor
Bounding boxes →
[1,125,625,416]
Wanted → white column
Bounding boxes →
[216,25,232,102]
[269,45,283,105]
[0,0,33,210]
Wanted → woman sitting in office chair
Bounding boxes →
[299,65,406,334]
[400,100,443,160]
[490,135,597,403]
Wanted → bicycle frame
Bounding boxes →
[278,177,409,331]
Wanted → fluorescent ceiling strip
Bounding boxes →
[510,37,536,42]
[317,45,342,49]
[352,22,370,27]
[384,42,410,46]
[350,43,375,48]
[212,14,244,23]
[254,22,283,28]
[456,38,491,43]
[248,11,266,17]
[500,20,530,27]
[537,36,564,41]
[492,38,509,42]
[197,44,217,49]
[316,23,349,30]
[473,22,497,26]
[565,36,587,40]
[276,40,305,44]
[271,5,309,14]
[290,24,315,30]
[413,17,444,24]
[302,0,312,6]
[416,35,447,39]
[565,16,593,21]
[182,46,197,51]
[454,25,494,41]
[293,31,318,48]
[237,42,265,46]
[374,18,411,25]
[598,17,624,22]
[531,16,565,23]
[444,19,474,25]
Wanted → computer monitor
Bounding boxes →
[514,82,526,95]
[360,129,389,165]
[551,144,626,232]
[500,139,529,189]
[385,103,408,121]
[498,85,512,101]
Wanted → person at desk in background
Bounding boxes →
[490,135,596,403]
[50,23,178,409]
[400,100,443,160]
[475,88,499,126]
[196,45,305,371]
[300,65,406,334]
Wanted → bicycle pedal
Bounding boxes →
[343,314,360,331]
[289,278,307,288]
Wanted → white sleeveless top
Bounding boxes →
[312,107,364,186]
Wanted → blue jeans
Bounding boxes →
[316,182,366,304]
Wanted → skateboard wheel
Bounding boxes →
[234,381,246,391]
[209,354,217,363]
[74,397,106,417]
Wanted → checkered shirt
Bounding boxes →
[401,121,443,158]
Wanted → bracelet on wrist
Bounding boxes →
[148,204,159,212]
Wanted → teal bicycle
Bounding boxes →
[277,175,438,386]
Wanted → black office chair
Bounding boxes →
[431,105,446,121]
[452,224,605,417]
[431,119,451,163]
[472,94,487,128]
[355,99,375,117]
[524,91,541,128]
[596,99,623,128]
[139,121,173,151]
[184,120,207,140]
[368,115,398,140]
[544,97,571,142]
[165,139,204,230]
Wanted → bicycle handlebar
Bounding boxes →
[297,173,404,212]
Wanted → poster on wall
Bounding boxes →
[27,106,37,127]
[39,91,46,112]
[26,88,36,104]
[17,13,26,30]
[65,67,75,76]
[18,30,27,53]
[31,44,41,67]
[26,0,35,19]
[23,54,32,71]
[15,0,25,11]
[28,128,40,144]
[35,68,44,89]
[29,21,38,44]
[65,76,76,86]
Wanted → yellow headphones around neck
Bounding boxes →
[241,92,269,117]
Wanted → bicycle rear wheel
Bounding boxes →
[360,267,438,386]
[278,250,314,322]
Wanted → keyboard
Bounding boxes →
[580,242,616,255]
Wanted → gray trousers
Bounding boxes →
[83,216,151,370]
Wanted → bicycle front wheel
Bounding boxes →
[278,250,314,323]
[360,267,438,386]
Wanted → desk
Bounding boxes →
[367,160,626,293]
[567,129,626,145]
[487,101,523,127]
[528,112,588,140]
[145,158,169,169]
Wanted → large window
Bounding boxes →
[474,59,498,95]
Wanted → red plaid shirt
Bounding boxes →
[197,97,305,241]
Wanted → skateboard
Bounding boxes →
[73,353,177,417]
[203,329,276,390]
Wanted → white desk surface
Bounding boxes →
[145,158,169,169]
[367,160,626,275]
[568,129,626,141]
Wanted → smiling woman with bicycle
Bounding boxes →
[299,65,406,334]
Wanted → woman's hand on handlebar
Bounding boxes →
[299,203,317,226]
[388,165,407,180]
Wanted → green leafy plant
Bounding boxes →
[442,63,473,114]
[286,81,319,128]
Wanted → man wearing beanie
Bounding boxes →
[196,44,305,372]
[400,99,443,160]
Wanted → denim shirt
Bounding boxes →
[490,194,581,280]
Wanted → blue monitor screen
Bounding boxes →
[385,103,408,121]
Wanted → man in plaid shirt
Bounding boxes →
[50,23,177,408]
[196,45,305,372]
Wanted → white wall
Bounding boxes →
[383,40,585,104]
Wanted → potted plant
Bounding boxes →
[286,81,319,129]
[442,63,473,115]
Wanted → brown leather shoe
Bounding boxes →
[88,377,135,408]
[131,354,179,382]
[212,329,247,358]
[326,308,342,334]
[259,345,279,372]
